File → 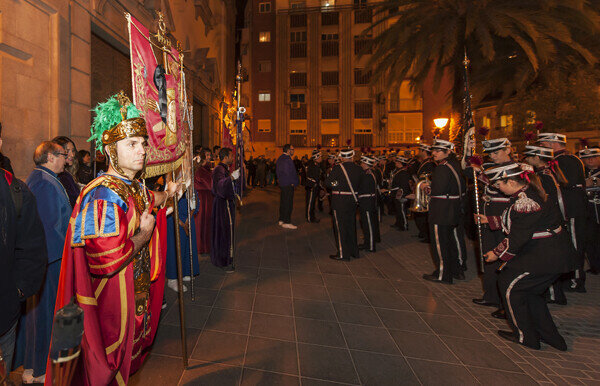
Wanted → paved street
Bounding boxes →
[131,186,600,386]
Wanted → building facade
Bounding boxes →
[240,0,452,157]
[0,0,235,177]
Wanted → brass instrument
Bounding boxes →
[410,174,431,212]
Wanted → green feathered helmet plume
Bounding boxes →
[88,91,147,153]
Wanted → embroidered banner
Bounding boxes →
[127,14,186,177]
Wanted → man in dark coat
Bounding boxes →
[211,148,239,272]
[358,155,380,252]
[388,156,412,231]
[325,148,362,260]
[0,126,14,175]
[276,144,300,229]
[412,144,435,241]
[579,147,600,275]
[0,167,46,377]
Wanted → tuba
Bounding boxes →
[410,173,430,212]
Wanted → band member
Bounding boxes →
[538,133,588,292]
[579,146,600,274]
[478,162,576,351]
[325,148,362,261]
[412,144,435,242]
[305,149,322,223]
[472,138,513,317]
[388,156,412,231]
[49,92,180,385]
[373,156,386,221]
[422,139,467,284]
[523,144,569,305]
[358,156,380,252]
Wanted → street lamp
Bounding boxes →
[433,117,449,129]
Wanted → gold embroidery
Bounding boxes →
[106,270,128,355]
[100,203,121,237]
[76,293,97,306]
[88,248,132,270]
[115,371,126,386]
[86,242,126,258]
[94,278,108,299]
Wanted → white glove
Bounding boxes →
[231,169,240,180]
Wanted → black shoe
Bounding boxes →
[491,308,506,319]
[453,272,465,280]
[498,330,518,343]
[565,284,587,293]
[472,298,498,307]
[329,254,350,262]
[540,336,567,351]
[547,298,567,305]
[422,273,452,284]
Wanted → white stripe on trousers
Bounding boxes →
[226,203,234,260]
[549,285,555,301]
[434,225,444,281]
[400,201,406,228]
[333,210,343,259]
[366,211,373,250]
[506,272,531,344]
[307,189,314,221]
[569,217,580,279]
[453,227,463,266]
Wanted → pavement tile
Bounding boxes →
[332,303,382,327]
[205,308,252,334]
[290,271,324,286]
[327,286,370,306]
[293,299,337,321]
[240,368,300,386]
[253,294,293,316]
[322,273,360,289]
[129,354,184,386]
[375,308,432,333]
[407,358,478,385]
[244,336,299,375]
[292,283,330,301]
[250,312,295,341]
[191,330,248,365]
[351,350,420,386]
[355,277,395,292]
[151,324,201,358]
[213,290,255,311]
[404,295,457,315]
[340,323,399,354]
[441,336,522,372]
[298,343,360,384]
[364,290,412,310]
[180,361,241,386]
[161,304,211,330]
[295,317,346,347]
[389,330,459,363]
[468,367,538,385]
[419,313,485,340]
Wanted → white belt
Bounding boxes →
[531,226,562,239]
[358,194,376,198]
[489,197,510,203]
[431,195,460,200]
[333,191,353,195]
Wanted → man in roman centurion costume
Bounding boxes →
[46,92,180,386]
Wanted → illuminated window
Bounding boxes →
[259,31,271,42]
[258,119,271,132]
[500,115,513,129]
[258,92,271,102]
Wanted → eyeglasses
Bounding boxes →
[54,152,68,158]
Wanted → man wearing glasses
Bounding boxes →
[14,141,71,383]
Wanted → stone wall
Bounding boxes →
[0,0,234,178]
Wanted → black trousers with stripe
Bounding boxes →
[429,223,462,283]
[498,269,565,349]
[359,206,380,250]
[393,199,408,230]
[305,186,319,222]
[332,201,359,258]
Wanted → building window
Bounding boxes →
[258,61,272,72]
[500,115,513,129]
[290,1,305,9]
[354,69,371,85]
[321,33,339,56]
[259,31,271,42]
[258,119,271,132]
[290,93,305,103]
[321,102,339,119]
[388,112,423,144]
[290,94,307,119]
[354,101,372,119]
[322,134,339,147]
[322,71,339,86]
[354,133,372,147]
[258,2,271,13]
[321,11,339,25]
[258,92,271,102]
[389,81,422,111]
[354,35,373,55]
[354,0,372,24]
[321,0,335,7]
[290,14,307,28]
[290,31,307,58]
[290,72,307,87]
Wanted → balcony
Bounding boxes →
[290,13,307,28]
[290,42,307,58]
[290,103,307,120]
[321,40,339,56]
[354,8,372,24]
[290,134,307,147]
[354,133,373,148]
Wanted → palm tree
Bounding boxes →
[366,0,600,107]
